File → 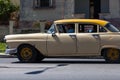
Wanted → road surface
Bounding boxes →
[0,58,120,80]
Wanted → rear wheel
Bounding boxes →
[104,48,120,63]
[36,50,45,62]
[17,45,38,63]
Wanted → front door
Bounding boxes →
[47,24,77,56]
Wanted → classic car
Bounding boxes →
[5,19,120,63]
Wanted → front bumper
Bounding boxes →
[5,48,17,55]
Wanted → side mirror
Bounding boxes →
[52,32,56,37]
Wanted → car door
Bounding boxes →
[47,23,77,56]
[77,24,100,56]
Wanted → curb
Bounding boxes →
[0,53,16,58]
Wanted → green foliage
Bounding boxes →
[0,42,6,52]
[0,0,19,21]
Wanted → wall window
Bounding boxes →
[33,0,55,8]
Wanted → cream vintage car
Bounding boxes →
[5,19,120,63]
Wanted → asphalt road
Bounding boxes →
[0,58,120,80]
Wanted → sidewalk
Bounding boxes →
[0,53,16,58]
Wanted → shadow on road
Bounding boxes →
[24,60,120,75]
[25,63,69,75]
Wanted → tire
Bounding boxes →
[36,50,45,62]
[104,48,120,63]
[36,55,44,62]
[17,45,38,63]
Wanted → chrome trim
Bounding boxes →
[5,48,17,55]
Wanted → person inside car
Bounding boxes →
[66,24,74,33]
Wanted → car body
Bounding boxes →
[5,19,120,63]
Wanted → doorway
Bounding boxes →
[90,0,101,19]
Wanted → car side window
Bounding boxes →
[47,24,56,34]
[99,27,107,32]
[57,24,75,33]
[79,24,97,33]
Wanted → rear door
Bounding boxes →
[77,24,100,56]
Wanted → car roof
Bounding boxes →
[54,19,109,26]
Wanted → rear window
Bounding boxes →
[78,24,97,33]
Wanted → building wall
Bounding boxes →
[20,0,120,21]
[20,0,67,21]
[109,0,120,18]
[20,0,76,21]
[64,0,74,18]
[18,0,120,33]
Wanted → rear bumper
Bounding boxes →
[5,48,17,55]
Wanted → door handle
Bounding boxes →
[69,35,76,39]
[92,34,99,39]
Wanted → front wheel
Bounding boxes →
[17,45,38,63]
[104,48,120,63]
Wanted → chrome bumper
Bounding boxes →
[5,48,17,55]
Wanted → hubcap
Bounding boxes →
[107,49,119,61]
[20,48,32,60]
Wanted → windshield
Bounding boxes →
[47,24,56,34]
[105,23,120,32]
